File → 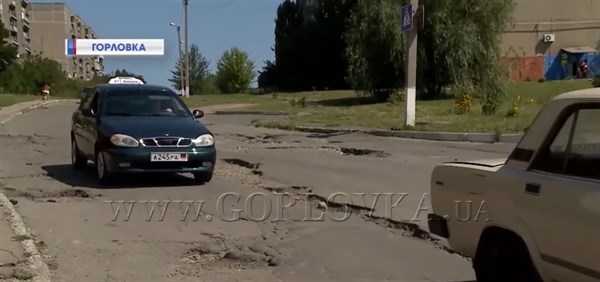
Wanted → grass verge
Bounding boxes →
[187,80,596,133]
[0,94,37,108]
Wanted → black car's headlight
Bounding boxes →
[193,134,214,147]
[110,134,139,147]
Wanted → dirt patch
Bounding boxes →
[0,134,51,145]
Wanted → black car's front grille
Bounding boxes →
[140,137,193,147]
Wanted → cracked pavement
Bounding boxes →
[0,102,515,281]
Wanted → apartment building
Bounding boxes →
[29,2,103,80]
[0,0,32,56]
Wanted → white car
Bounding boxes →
[428,88,600,282]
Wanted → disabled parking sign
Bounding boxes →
[401,4,413,32]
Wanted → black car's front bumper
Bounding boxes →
[103,146,216,173]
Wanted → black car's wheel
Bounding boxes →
[193,172,213,184]
[96,151,114,186]
[71,138,87,170]
[474,233,543,282]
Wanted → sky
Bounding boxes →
[37,0,280,89]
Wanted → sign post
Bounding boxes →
[401,1,418,127]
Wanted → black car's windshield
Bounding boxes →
[103,90,190,117]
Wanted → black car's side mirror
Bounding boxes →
[82,109,96,117]
[192,110,204,119]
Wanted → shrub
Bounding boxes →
[454,94,473,115]
[505,95,521,117]
[592,76,600,87]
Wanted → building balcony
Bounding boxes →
[21,0,29,8]
[9,0,16,8]
[10,25,17,34]
[11,40,18,47]
[9,12,17,20]
[21,13,30,24]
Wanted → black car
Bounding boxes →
[71,83,216,185]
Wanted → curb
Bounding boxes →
[213,110,288,116]
[0,100,64,127]
[256,124,524,144]
[0,192,51,282]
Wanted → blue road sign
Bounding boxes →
[401,4,413,32]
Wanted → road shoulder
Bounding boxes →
[0,191,51,282]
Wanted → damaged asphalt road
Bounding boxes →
[0,102,515,281]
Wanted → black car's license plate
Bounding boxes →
[150,153,188,162]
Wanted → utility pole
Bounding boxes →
[401,0,419,127]
[170,23,184,96]
[183,0,190,97]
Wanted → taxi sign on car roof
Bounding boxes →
[108,76,145,85]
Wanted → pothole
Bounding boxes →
[230,134,286,145]
[2,187,94,201]
[221,158,260,170]
[59,189,90,198]
[180,243,278,269]
[306,193,374,214]
[260,184,312,194]
[338,147,390,158]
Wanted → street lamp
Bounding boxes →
[170,22,184,96]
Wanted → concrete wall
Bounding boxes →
[501,0,600,56]
[501,0,600,81]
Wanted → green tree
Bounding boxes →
[215,47,256,93]
[345,0,514,113]
[168,44,212,95]
[270,0,305,90]
[312,0,357,90]
[0,53,64,94]
[0,21,18,73]
[344,0,406,101]
[257,60,278,89]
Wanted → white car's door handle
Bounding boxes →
[525,183,541,195]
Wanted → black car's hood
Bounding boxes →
[100,116,210,138]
